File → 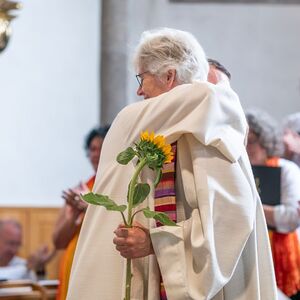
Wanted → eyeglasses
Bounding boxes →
[135,71,148,88]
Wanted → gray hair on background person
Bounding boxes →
[245,109,283,157]
[282,112,300,134]
[133,27,209,83]
[281,112,300,167]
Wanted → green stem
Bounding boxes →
[120,211,128,227]
[130,208,145,225]
[125,258,132,300]
[124,157,147,300]
[127,157,147,226]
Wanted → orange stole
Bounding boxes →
[266,158,300,297]
[56,175,95,300]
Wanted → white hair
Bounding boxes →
[245,109,283,157]
[282,112,300,133]
[133,27,208,83]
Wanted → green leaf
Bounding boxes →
[81,193,127,212]
[132,183,150,207]
[153,169,162,188]
[142,207,177,226]
[117,147,136,165]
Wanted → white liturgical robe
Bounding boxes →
[67,81,277,300]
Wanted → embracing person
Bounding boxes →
[67,28,277,300]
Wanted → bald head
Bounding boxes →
[0,219,22,266]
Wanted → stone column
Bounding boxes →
[100,0,128,125]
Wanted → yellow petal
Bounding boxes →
[149,131,155,142]
[166,153,174,162]
[162,144,172,155]
[154,135,165,148]
[141,131,148,140]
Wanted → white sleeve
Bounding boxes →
[0,257,37,281]
[274,159,300,232]
[0,264,28,280]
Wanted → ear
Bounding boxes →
[166,69,177,88]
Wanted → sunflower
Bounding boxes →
[139,131,174,164]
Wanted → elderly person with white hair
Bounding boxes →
[67,28,277,300]
[282,112,300,167]
[246,109,300,300]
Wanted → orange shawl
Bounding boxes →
[266,157,300,297]
[56,175,95,300]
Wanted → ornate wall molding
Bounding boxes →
[0,0,21,52]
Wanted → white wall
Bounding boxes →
[126,0,300,120]
[0,0,100,207]
[2,0,300,207]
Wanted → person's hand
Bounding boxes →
[283,129,300,155]
[27,245,55,271]
[113,222,154,259]
[62,188,88,217]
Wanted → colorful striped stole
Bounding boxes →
[154,142,177,300]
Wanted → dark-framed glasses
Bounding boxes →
[135,71,148,88]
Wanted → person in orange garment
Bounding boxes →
[246,109,300,300]
[53,125,109,300]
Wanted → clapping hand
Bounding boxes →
[27,245,55,271]
[62,188,88,215]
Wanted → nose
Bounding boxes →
[136,85,144,96]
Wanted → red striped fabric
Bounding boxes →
[154,142,177,299]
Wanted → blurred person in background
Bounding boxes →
[282,112,300,168]
[246,109,300,300]
[0,219,53,281]
[53,125,110,300]
[207,58,231,84]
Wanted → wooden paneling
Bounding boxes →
[0,207,62,279]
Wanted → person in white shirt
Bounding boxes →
[0,219,53,281]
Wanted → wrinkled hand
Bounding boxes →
[27,245,55,271]
[113,222,154,259]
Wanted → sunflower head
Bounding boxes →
[137,131,174,168]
